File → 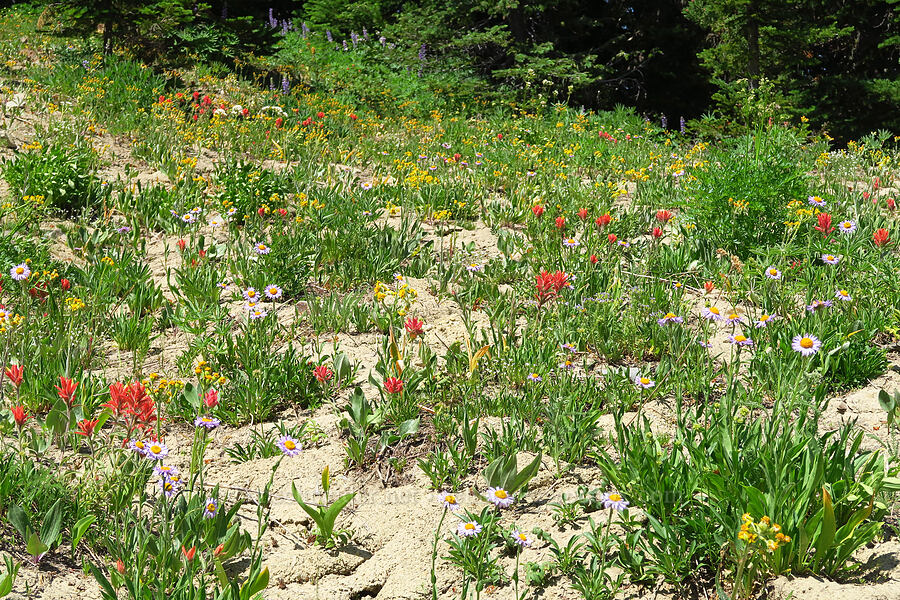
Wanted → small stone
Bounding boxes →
[836,402,848,414]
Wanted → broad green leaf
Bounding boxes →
[86,560,118,600]
[814,486,836,565]
[26,532,48,559]
[7,505,30,540]
[71,514,96,554]
[509,452,542,495]
[322,493,357,535]
[247,567,269,597]
[40,499,63,548]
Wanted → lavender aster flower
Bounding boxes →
[194,415,220,429]
[277,435,301,456]
[792,334,821,356]
[601,492,629,511]
[458,521,482,537]
[203,498,218,519]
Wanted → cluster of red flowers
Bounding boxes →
[814,213,834,237]
[535,270,569,306]
[104,381,158,441]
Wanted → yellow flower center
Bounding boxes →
[769,268,777,275]
[728,313,738,320]
[608,493,622,502]
[800,337,814,349]
[269,288,278,294]
[710,307,719,314]
[247,290,256,298]
[207,503,216,512]
[465,523,475,530]
[15,267,23,274]
[494,489,508,499]
[445,495,456,504]
[734,335,747,342]
[150,445,162,454]
[826,255,834,261]
[518,533,527,541]
[664,312,676,319]
[284,440,296,450]
[839,290,848,296]
[760,315,770,321]
[640,377,650,385]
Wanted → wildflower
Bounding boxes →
[704,281,715,294]
[203,499,218,519]
[589,254,598,264]
[701,306,725,321]
[561,342,576,353]
[838,220,856,234]
[254,242,271,255]
[243,287,259,301]
[264,285,283,300]
[60,278,70,291]
[814,212,834,236]
[361,182,373,190]
[182,546,196,561]
[10,263,29,281]
[562,238,579,248]
[161,474,182,498]
[577,208,589,220]
[210,216,224,227]
[755,314,778,328]
[655,209,674,223]
[821,254,840,265]
[249,307,268,320]
[764,267,781,280]
[535,270,569,305]
[808,195,826,208]
[601,492,629,511]
[873,228,890,247]
[11,405,28,427]
[194,415,220,429]
[527,373,542,382]
[555,216,565,230]
[806,299,833,312]
[726,312,744,324]
[835,289,852,301]
[458,521,482,537]
[313,365,333,382]
[531,205,544,218]
[145,442,169,461]
[466,263,483,272]
[5,364,23,387]
[154,464,179,478]
[792,334,821,356]
[55,376,78,407]
[485,487,515,508]
[657,312,683,325]
[277,435,302,457]
[437,492,460,511]
[634,376,655,389]
[384,377,404,394]
[181,213,196,224]
[558,359,575,370]
[607,233,617,244]
[129,439,148,455]
[75,418,99,437]
[511,530,532,547]
[405,317,424,338]
[728,335,754,347]
[595,214,612,228]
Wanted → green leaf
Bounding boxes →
[878,389,895,413]
[246,567,269,597]
[509,452,542,495]
[814,486,836,565]
[7,505,30,540]
[321,465,330,497]
[292,483,325,532]
[26,532,49,559]
[322,493,357,536]
[86,560,118,600]
[40,499,63,548]
[181,383,201,411]
[71,514,96,555]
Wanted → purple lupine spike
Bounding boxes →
[282,74,290,95]
[326,30,333,42]
[351,32,358,48]
[680,116,686,134]
[418,43,427,61]
[268,8,276,28]
[282,20,289,36]
[362,28,369,41]
[302,22,309,37]
[661,115,667,129]
[379,36,386,47]
[342,39,348,51]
